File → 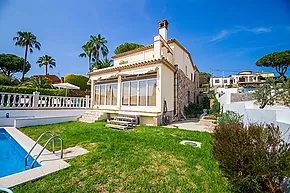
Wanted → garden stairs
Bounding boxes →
[78,110,104,123]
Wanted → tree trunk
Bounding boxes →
[275,64,288,81]
[95,51,99,70]
[22,45,28,82]
[46,64,48,75]
[88,56,91,72]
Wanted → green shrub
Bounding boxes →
[184,102,203,118]
[217,111,243,125]
[64,74,89,90]
[208,90,215,99]
[0,74,20,86]
[209,98,220,114]
[201,83,209,88]
[200,96,210,109]
[0,74,11,85]
[0,85,66,96]
[214,122,290,192]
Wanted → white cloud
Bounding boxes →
[209,26,271,42]
[209,30,231,42]
[237,26,272,34]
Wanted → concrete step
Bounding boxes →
[78,110,104,123]
[106,124,128,130]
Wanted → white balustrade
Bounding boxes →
[0,92,90,109]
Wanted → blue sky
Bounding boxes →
[0,0,290,78]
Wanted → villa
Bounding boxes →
[210,70,274,88]
[88,20,200,126]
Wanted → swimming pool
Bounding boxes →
[0,128,40,178]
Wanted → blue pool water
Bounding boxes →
[0,128,40,178]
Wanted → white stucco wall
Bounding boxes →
[244,109,277,125]
[217,88,238,105]
[171,44,196,80]
[14,116,77,128]
[161,64,174,112]
[210,77,231,87]
[113,48,154,66]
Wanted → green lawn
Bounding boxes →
[13,122,229,193]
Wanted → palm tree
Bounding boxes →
[36,55,56,75]
[90,34,108,71]
[13,31,41,81]
[79,41,94,73]
[94,57,113,69]
[22,76,52,89]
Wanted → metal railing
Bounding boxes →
[31,136,63,169]
[25,132,55,168]
[24,132,64,169]
[0,188,13,193]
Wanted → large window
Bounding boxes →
[122,78,157,107]
[147,79,157,106]
[95,83,117,105]
[130,81,137,106]
[122,82,129,105]
[139,81,146,106]
[100,85,105,105]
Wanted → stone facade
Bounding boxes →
[177,69,199,117]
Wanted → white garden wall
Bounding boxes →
[14,116,77,128]
[217,88,290,142]
[0,109,87,126]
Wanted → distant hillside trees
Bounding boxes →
[199,72,211,87]
[256,50,290,79]
[114,42,145,55]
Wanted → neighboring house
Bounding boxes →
[32,74,64,84]
[210,70,274,88]
[88,19,199,126]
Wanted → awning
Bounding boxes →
[96,73,119,81]
[96,67,158,80]
[118,66,158,76]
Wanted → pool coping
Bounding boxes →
[0,127,70,188]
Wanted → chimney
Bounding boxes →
[158,19,168,40]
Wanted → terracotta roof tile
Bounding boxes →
[88,58,176,76]
[110,38,199,73]
[32,74,61,83]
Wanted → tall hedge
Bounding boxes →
[64,74,89,90]
[0,85,67,96]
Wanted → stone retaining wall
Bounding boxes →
[231,93,254,102]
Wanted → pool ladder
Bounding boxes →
[25,131,63,169]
